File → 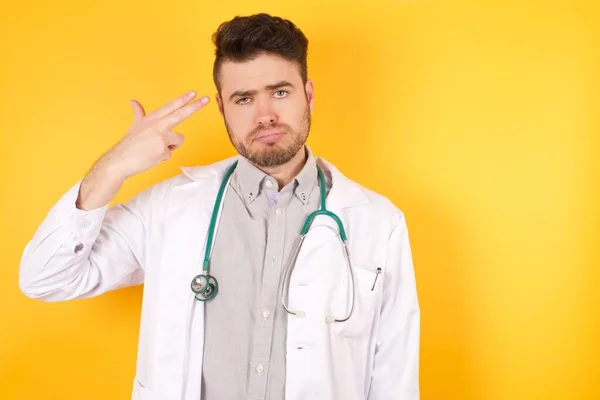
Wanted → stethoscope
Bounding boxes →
[189,160,356,323]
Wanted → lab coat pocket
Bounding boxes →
[132,378,155,400]
[331,265,382,340]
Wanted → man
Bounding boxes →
[19,13,420,400]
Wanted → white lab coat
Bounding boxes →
[19,155,420,400]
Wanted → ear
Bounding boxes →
[216,93,224,116]
[305,79,315,112]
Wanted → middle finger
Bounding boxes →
[158,96,210,130]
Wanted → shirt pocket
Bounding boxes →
[330,264,383,340]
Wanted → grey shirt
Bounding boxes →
[201,147,324,400]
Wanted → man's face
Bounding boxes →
[216,53,314,168]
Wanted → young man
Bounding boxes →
[19,13,420,400]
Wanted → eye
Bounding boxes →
[236,97,251,105]
[274,90,288,98]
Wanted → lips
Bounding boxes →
[254,130,285,142]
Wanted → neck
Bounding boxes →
[255,147,307,190]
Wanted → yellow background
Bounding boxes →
[1,0,598,399]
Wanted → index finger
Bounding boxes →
[157,96,210,129]
[147,90,199,120]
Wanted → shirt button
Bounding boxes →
[256,364,264,374]
[275,208,282,217]
[265,180,273,188]
[262,310,271,319]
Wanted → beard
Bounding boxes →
[225,104,311,168]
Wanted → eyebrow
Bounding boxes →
[228,80,294,102]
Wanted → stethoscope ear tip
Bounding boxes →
[325,315,335,323]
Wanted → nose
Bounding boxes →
[256,100,278,126]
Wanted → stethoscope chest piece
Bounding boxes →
[191,274,219,301]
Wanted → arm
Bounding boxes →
[18,178,155,301]
[368,212,421,399]
[19,90,210,302]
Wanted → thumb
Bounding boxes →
[129,99,146,122]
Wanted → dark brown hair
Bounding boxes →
[211,13,309,93]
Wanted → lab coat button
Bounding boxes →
[262,310,271,319]
[256,364,264,374]
[265,180,273,188]
[275,208,282,217]
[74,243,84,254]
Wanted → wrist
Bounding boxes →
[93,156,129,183]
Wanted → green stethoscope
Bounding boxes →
[190,160,357,323]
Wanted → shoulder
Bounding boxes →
[133,155,240,203]
[318,157,405,226]
[361,183,404,219]
[353,181,407,234]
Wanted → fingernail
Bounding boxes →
[201,96,209,103]
[188,90,196,97]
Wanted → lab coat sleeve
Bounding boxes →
[19,178,154,301]
[368,212,420,399]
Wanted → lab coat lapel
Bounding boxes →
[293,158,368,267]
[153,156,238,398]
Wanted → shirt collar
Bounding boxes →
[294,147,318,205]
[232,146,318,205]
[232,157,267,204]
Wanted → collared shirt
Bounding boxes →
[201,147,325,400]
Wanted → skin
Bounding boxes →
[75,52,313,210]
[215,52,315,189]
